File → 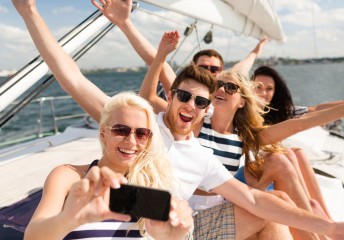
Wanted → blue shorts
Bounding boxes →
[234,166,274,191]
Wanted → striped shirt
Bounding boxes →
[64,219,143,240]
[64,160,143,240]
[197,118,243,175]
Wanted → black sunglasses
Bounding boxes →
[172,89,211,109]
[106,124,152,145]
[198,65,222,74]
[217,80,240,95]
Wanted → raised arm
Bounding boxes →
[92,0,177,94]
[231,36,268,75]
[259,102,344,144]
[308,99,344,112]
[13,0,108,122]
[138,31,180,113]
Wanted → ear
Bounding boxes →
[167,90,173,104]
[99,125,106,141]
[238,98,246,109]
[204,104,213,115]
[166,90,174,109]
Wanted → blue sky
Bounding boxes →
[0,0,343,71]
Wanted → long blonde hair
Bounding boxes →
[100,91,174,190]
[217,70,283,179]
[99,92,174,234]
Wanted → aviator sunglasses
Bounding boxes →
[198,65,222,74]
[106,124,152,145]
[217,80,240,95]
[172,89,211,109]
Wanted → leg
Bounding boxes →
[284,148,311,198]
[234,205,293,240]
[234,204,266,240]
[244,152,319,240]
[256,221,293,240]
[245,152,312,211]
[193,202,236,240]
[292,148,332,220]
[192,201,291,240]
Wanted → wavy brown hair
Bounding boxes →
[252,66,295,124]
[217,70,283,179]
[192,49,224,67]
[170,62,217,96]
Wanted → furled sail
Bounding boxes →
[141,0,285,42]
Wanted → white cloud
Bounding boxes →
[1,1,343,71]
[52,6,76,15]
[0,4,8,13]
[0,23,39,70]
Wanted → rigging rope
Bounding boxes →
[0,2,140,127]
[136,6,189,28]
[0,22,115,128]
[169,22,196,63]
[0,10,102,95]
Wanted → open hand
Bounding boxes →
[157,31,180,57]
[12,0,37,16]
[252,36,268,56]
[91,0,132,27]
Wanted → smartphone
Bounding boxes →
[109,184,171,221]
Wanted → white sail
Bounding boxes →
[0,1,285,113]
[141,0,285,42]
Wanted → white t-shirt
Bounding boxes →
[156,112,232,200]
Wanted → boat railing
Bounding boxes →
[35,96,87,138]
[0,95,88,149]
[1,90,117,150]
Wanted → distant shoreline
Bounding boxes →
[1,57,343,77]
[80,57,344,74]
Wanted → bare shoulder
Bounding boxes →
[46,164,90,184]
[32,163,93,219]
[42,164,91,196]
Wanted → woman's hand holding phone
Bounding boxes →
[62,166,131,227]
[145,196,194,240]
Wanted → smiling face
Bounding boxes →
[212,76,245,114]
[100,107,150,173]
[254,75,275,105]
[165,79,210,140]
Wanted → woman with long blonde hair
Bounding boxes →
[24,92,193,240]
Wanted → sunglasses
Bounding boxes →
[217,80,240,95]
[172,89,211,109]
[198,65,222,74]
[106,124,152,145]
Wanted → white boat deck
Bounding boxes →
[284,126,344,221]
[0,125,343,221]
[0,126,101,208]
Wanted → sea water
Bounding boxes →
[0,63,344,149]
